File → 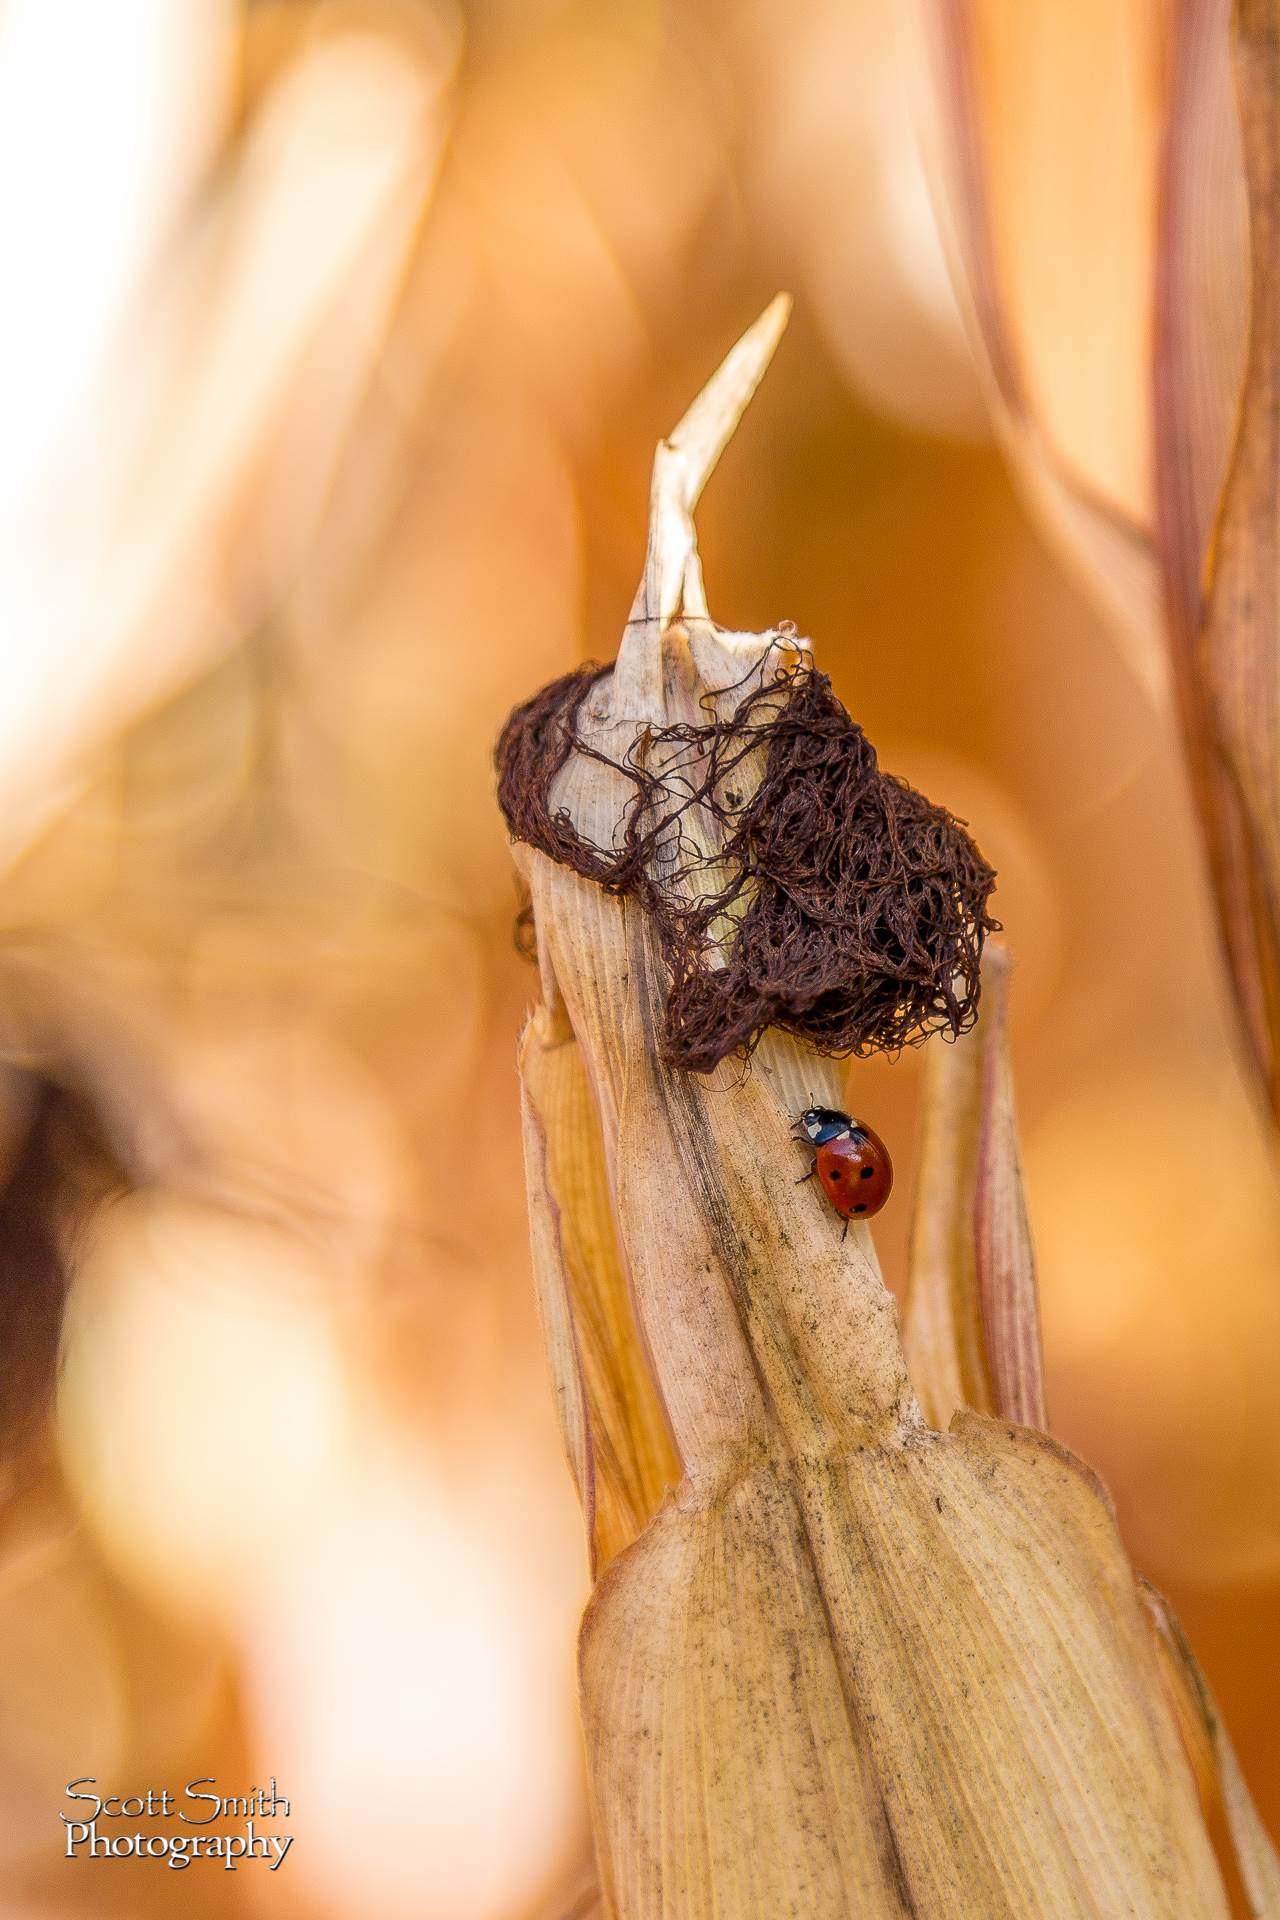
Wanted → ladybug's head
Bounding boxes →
[798,1106,855,1145]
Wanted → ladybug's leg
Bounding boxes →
[795,1166,816,1186]
[841,1218,849,1243]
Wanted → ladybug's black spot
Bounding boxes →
[859,1165,875,1180]
[853,1203,867,1214]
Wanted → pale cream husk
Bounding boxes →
[513,302,1270,1919]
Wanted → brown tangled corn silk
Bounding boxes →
[495,644,998,1075]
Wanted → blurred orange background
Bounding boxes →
[0,2,1274,1914]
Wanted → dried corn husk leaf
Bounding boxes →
[929,0,1280,1127]
[510,308,1232,1918]
[902,973,993,1428]
[1143,1581,1280,1918]
[1154,0,1248,648]
[904,943,1045,1431]
[907,947,1278,1910]
[927,0,1166,691]
[971,954,1044,1429]
[1172,0,1280,1120]
[520,996,680,1575]
[1154,0,1262,1093]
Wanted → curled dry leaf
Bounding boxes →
[927,0,1166,692]
[929,0,1280,1134]
[1143,1581,1280,1919]
[1155,0,1264,1104]
[520,992,680,1576]
[906,881,1280,1913]
[1163,0,1280,1122]
[503,307,1239,1916]
[904,942,1045,1432]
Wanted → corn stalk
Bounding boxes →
[507,308,1277,1919]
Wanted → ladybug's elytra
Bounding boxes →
[795,1106,893,1236]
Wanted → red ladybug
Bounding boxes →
[795,1107,893,1236]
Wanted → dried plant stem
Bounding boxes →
[507,308,1251,1919]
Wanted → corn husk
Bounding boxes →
[903,945,1044,1433]
[511,305,1251,1918]
[1143,1580,1280,1918]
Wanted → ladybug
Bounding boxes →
[794,1107,893,1236]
